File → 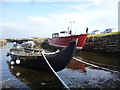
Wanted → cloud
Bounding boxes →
[1,16,56,38]
[92,0,101,5]
[28,0,118,35]
[1,23,17,28]
[0,0,103,2]
[1,0,118,39]
[1,22,27,38]
[28,16,54,26]
[67,0,118,31]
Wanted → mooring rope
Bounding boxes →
[73,57,120,74]
[0,78,18,84]
[1,78,22,88]
[60,73,81,88]
[41,50,70,90]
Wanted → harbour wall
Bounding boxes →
[83,34,120,53]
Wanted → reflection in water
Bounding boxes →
[7,61,63,88]
[77,51,120,71]
[58,60,120,88]
[67,60,87,73]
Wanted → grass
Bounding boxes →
[34,38,48,41]
[60,73,81,89]
[88,32,120,37]
[0,39,6,41]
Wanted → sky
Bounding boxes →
[0,0,119,39]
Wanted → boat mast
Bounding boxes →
[69,21,75,35]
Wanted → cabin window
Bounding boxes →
[52,33,59,38]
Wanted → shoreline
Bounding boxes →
[0,39,6,46]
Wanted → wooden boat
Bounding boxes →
[7,39,77,72]
[48,31,88,51]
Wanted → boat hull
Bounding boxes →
[48,34,88,50]
[9,39,77,72]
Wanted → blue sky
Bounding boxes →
[0,0,119,39]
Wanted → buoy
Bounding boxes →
[11,52,14,54]
[11,66,14,69]
[10,61,15,65]
[16,59,20,64]
[16,72,20,76]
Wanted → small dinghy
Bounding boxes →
[7,39,77,72]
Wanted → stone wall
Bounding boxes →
[83,34,120,53]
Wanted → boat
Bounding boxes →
[7,39,77,72]
[21,41,35,48]
[48,31,88,51]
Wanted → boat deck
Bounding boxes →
[9,48,43,56]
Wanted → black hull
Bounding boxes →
[9,39,77,72]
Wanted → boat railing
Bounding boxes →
[8,48,60,56]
